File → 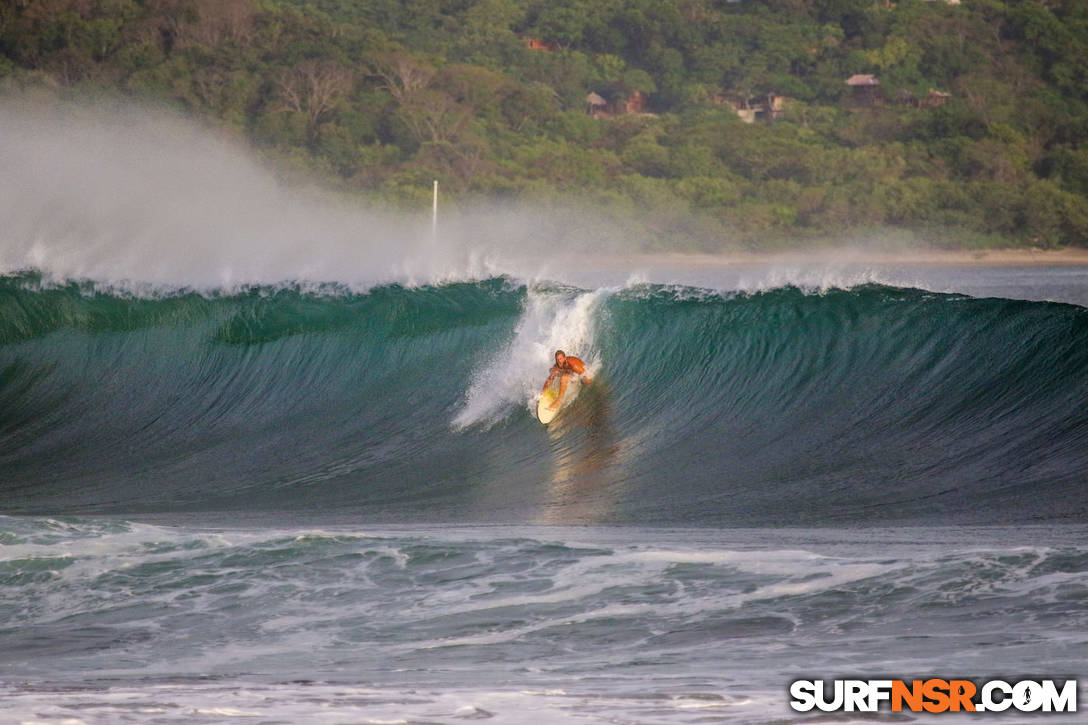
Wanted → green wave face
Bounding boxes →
[2,273,1087,525]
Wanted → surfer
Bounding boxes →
[542,349,591,410]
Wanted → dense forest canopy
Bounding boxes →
[2,0,1087,249]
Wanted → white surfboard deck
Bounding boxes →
[536,377,581,424]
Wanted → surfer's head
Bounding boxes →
[555,350,566,365]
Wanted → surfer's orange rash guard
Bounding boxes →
[557,356,586,375]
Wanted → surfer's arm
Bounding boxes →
[541,368,557,392]
[571,358,591,384]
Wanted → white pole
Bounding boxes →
[432,180,438,243]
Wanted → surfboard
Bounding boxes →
[536,377,580,424]
[537,387,561,424]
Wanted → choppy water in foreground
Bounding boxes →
[2,519,1085,724]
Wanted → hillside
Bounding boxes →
[3,0,1087,250]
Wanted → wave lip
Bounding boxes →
[1,274,1086,525]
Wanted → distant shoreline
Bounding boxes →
[625,248,1088,268]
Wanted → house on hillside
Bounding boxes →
[623,90,648,114]
[845,74,880,104]
[586,90,652,118]
[895,87,952,109]
[523,37,558,51]
[714,92,787,123]
[921,89,951,108]
[586,92,608,117]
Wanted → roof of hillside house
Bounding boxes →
[586,92,607,106]
[845,74,880,86]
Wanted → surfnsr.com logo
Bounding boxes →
[789,678,1077,713]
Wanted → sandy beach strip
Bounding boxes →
[621,247,1088,268]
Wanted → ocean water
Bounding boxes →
[0,518,1084,725]
[2,266,1087,724]
[2,107,1086,722]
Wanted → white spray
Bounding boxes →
[0,100,640,292]
[453,288,607,429]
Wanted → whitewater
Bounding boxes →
[1,103,1086,723]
